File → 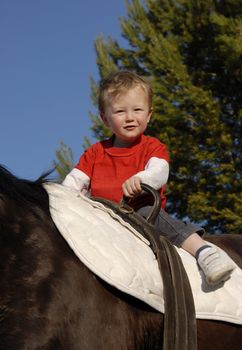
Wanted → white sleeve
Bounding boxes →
[135,157,169,190]
[62,168,90,192]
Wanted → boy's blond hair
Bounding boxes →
[98,71,153,115]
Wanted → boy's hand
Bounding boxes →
[122,176,142,198]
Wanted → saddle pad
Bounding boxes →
[44,183,242,325]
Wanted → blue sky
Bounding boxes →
[0,0,127,179]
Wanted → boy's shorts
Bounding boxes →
[136,206,204,247]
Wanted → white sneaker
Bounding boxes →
[197,246,235,285]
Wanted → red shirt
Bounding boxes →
[75,134,169,207]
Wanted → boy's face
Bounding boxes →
[101,86,152,147]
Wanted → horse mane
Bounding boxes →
[0,165,53,210]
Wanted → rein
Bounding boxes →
[92,184,197,350]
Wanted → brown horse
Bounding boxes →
[0,165,241,350]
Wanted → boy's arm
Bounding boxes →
[135,157,169,190]
[62,168,90,194]
[122,157,169,197]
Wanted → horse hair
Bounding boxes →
[0,165,53,210]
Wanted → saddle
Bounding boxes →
[92,184,197,350]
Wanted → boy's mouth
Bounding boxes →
[124,125,136,130]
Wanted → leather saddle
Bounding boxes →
[92,184,197,350]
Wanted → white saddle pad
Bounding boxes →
[44,183,242,325]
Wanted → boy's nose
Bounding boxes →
[126,111,134,121]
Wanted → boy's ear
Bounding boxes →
[100,113,109,127]
[147,108,153,123]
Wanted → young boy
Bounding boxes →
[63,71,234,286]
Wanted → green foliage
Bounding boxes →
[90,0,242,234]
[53,141,74,182]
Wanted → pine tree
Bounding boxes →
[90,0,242,234]
[53,141,74,182]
